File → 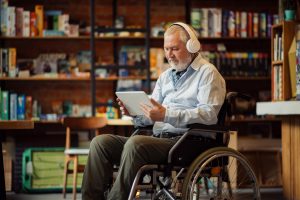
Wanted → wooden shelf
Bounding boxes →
[224,76,270,81]
[272,60,283,65]
[0,36,271,41]
[151,36,270,40]
[0,75,153,81]
[0,36,91,40]
[271,21,296,101]
[0,120,34,130]
[0,36,146,40]
[0,75,270,81]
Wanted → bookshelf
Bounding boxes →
[271,21,296,101]
[0,0,284,192]
[0,0,278,128]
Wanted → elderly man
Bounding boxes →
[81,22,226,200]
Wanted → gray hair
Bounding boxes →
[164,24,199,44]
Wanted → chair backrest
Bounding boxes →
[215,92,252,144]
[63,117,107,149]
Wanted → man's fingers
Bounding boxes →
[150,98,161,107]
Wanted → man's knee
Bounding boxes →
[123,135,147,154]
[90,134,112,151]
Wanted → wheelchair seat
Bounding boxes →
[128,92,260,200]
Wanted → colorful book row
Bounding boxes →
[191,8,278,38]
[0,88,40,120]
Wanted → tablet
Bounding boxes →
[116,91,153,116]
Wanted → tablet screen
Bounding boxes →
[116,91,153,116]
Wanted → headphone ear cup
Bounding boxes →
[186,39,201,53]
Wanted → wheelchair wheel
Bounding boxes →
[181,147,260,200]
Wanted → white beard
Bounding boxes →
[168,56,192,71]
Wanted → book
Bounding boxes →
[22,11,30,37]
[1,48,8,77]
[191,8,201,31]
[0,49,2,76]
[25,96,32,119]
[16,7,24,37]
[35,5,44,36]
[0,0,8,36]
[247,12,253,38]
[8,48,17,77]
[17,94,25,120]
[1,90,9,120]
[260,13,267,37]
[7,6,16,36]
[228,10,235,37]
[58,14,69,35]
[235,11,241,37]
[30,12,38,37]
[240,12,247,38]
[253,13,259,37]
[9,93,17,120]
[221,10,229,37]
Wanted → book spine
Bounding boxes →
[214,8,222,38]
[207,8,214,37]
[8,6,16,36]
[191,8,201,31]
[9,93,17,120]
[0,48,2,77]
[17,94,25,120]
[22,11,30,37]
[253,13,259,37]
[25,96,32,119]
[2,48,8,77]
[221,10,228,37]
[0,0,8,36]
[16,7,24,37]
[201,8,208,37]
[35,5,44,37]
[260,13,267,37]
[30,12,38,37]
[267,14,273,38]
[8,48,17,77]
[228,10,235,37]
[240,11,247,38]
[247,12,253,38]
[235,11,241,37]
[1,90,9,120]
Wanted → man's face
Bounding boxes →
[164,32,192,71]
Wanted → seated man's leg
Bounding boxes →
[107,135,177,200]
[82,134,128,200]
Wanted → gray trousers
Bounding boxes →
[81,134,176,200]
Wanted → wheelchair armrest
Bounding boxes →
[131,125,154,136]
[187,123,229,133]
[167,124,230,163]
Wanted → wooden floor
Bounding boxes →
[6,188,284,200]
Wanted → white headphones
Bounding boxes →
[171,22,201,54]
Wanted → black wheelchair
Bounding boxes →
[127,92,260,200]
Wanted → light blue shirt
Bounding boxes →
[133,54,226,136]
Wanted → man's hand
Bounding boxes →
[140,98,166,122]
[116,98,130,116]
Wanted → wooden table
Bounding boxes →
[0,120,34,200]
[257,101,300,200]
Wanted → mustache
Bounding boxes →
[168,58,177,62]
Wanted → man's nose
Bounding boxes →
[166,50,173,58]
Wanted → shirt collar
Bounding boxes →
[190,53,210,70]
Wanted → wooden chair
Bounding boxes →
[62,117,107,200]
